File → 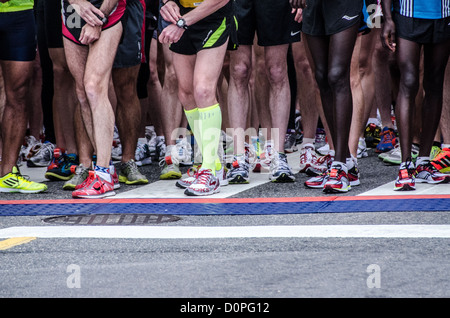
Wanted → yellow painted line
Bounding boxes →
[0,237,36,251]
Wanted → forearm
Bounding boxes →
[380,0,393,21]
[98,0,119,17]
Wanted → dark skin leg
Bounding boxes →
[394,38,421,163]
[305,23,359,163]
[395,38,450,163]
[419,40,450,157]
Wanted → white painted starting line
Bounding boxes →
[1,224,450,239]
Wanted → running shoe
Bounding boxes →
[111,142,122,161]
[430,145,442,161]
[383,144,419,165]
[0,166,48,193]
[357,137,368,159]
[19,135,41,162]
[431,147,450,173]
[63,164,90,190]
[284,129,298,153]
[348,163,360,186]
[305,153,333,177]
[72,170,116,199]
[160,145,182,180]
[154,136,166,162]
[258,141,275,173]
[27,141,55,167]
[299,143,318,173]
[118,159,148,185]
[45,151,79,181]
[376,127,397,153]
[364,123,381,148]
[176,137,193,166]
[184,169,220,196]
[315,128,327,149]
[270,152,295,183]
[304,170,329,189]
[176,164,228,189]
[323,162,351,193]
[414,161,449,184]
[394,165,415,191]
[135,141,152,166]
[227,154,250,184]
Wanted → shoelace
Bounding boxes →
[194,169,213,185]
[380,129,395,143]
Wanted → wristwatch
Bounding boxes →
[96,14,108,25]
[176,18,188,30]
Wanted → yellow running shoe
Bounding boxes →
[0,166,48,193]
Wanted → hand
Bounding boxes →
[292,8,303,23]
[69,0,105,27]
[381,19,396,52]
[158,24,184,44]
[79,24,102,45]
[160,0,181,24]
[290,0,307,9]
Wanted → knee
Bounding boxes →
[265,63,287,85]
[83,74,106,101]
[193,82,215,105]
[399,70,420,97]
[230,60,252,85]
[327,66,349,91]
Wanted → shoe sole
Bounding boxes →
[228,175,249,184]
[45,172,74,181]
[184,187,220,196]
[0,187,47,193]
[118,175,148,185]
[393,184,415,191]
[72,191,116,199]
[323,185,351,193]
[160,171,182,180]
[270,173,295,183]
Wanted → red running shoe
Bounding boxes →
[72,170,115,199]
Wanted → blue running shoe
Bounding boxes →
[376,127,397,153]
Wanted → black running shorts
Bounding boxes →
[0,9,37,62]
[394,12,450,45]
[302,0,364,36]
[234,0,301,46]
[170,2,235,55]
[43,0,64,48]
[113,0,146,68]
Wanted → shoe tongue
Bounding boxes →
[12,166,20,174]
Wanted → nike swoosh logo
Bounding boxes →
[291,30,301,36]
[342,15,359,21]
[93,183,104,191]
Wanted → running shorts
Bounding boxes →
[62,0,127,46]
[394,12,450,44]
[43,0,64,48]
[302,0,364,36]
[169,1,236,55]
[113,0,146,68]
[234,0,301,46]
[0,9,37,61]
